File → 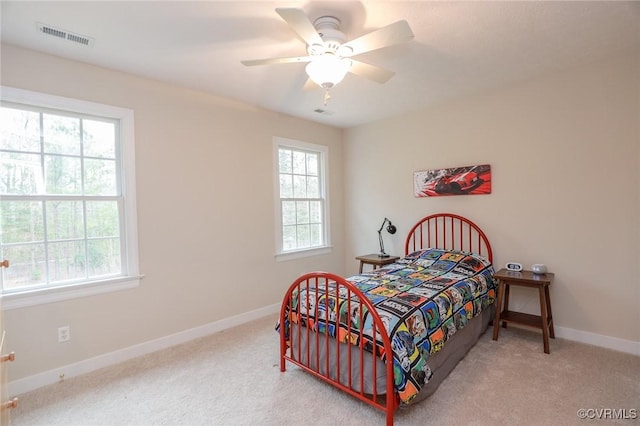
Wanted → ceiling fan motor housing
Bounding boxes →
[313,16,347,55]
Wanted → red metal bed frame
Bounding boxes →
[278,213,493,426]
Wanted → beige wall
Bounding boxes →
[1,43,638,386]
[344,54,639,344]
[0,44,345,381]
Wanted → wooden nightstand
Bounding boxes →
[356,254,400,273]
[492,268,555,354]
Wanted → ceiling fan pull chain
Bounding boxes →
[323,89,331,106]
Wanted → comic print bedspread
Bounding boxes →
[281,248,496,405]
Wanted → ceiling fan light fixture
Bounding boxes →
[305,55,352,89]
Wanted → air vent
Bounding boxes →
[36,22,95,47]
[313,108,334,115]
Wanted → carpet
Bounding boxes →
[10,314,640,425]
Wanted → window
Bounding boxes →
[274,137,330,259]
[0,87,139,309]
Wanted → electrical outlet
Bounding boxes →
[58,326,70,342]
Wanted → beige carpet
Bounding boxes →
[10,314,640,425]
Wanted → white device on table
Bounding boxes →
[505,262,523,272]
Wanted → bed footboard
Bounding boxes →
[279,272,398,426]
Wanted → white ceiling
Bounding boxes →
[2,1,639,128]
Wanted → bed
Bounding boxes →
[277,213,496,425]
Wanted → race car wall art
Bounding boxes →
[414,164,491,197]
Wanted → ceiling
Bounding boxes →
[2,1,639,128]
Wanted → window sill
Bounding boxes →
[1,275,144,310]
[275,246,333,262]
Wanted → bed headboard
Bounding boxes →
[404,213,493,262]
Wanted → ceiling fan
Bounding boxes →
[241,8,414,104]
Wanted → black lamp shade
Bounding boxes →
[378,217,397,257]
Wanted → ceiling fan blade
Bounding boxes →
[349,60,395,84]
[241,56,312,66]
[276,8,324,47]
[341,20,414,57]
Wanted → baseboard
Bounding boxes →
[10,306,638,396]
[8,302,280,396]
[554,326,640,356]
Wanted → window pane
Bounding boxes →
[83,120,116,158]
[84,158,117,195]
[87,238,121,277]
[292,151,306,174]
[46,200,84,241]
[279,175,292,198]
[0,107,41,152]
[296,201,309,224]
[1,244,46,290]
[293,175,306,198]
[86,201,119,238]
[310,223,322,246]
[49,240,86,283]
[307,176,319,198]
[282,201,296,226]
[279,149,292,173]
[296,224,310,247]
[0,151,44,195]
[309,201,321,223]
[1,200,44,243]
[43,114,80,155]
[282,225,296,251]
[45,154,82,194]
[306,153,318,176]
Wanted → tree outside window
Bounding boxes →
[1,104,123,292]
[274,138,329,257]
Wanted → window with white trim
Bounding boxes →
[274,137,330,259]
[0,87,139,308]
